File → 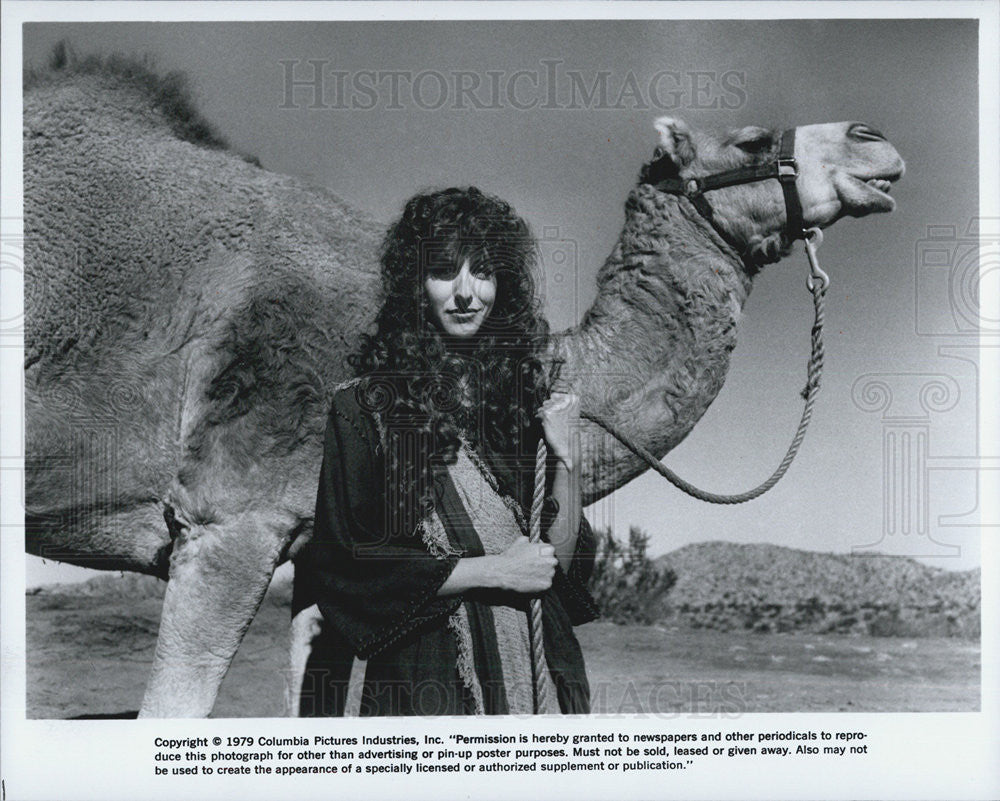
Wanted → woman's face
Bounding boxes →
[424,258,497,338]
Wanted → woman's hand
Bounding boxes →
[437,539,557,596]
[538,392,581,470]
[490,536,557,593]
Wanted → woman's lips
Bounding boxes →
[447,309,480,319]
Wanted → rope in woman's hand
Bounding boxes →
[527,436,549,713]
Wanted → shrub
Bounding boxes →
[588,526,676,624]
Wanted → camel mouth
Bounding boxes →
[865,178,893,194]
[852,165,904,194]
[841,171,899,213]
[863,177,894,201]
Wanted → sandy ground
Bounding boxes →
[26,589,980,719]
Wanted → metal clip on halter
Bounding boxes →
[803,227,829,291]
[776,158,798,181]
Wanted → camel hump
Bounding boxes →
[24,45,387,547]
[24,42,235,155]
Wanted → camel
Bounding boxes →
[22,49,904,717]
[554,116,903,499]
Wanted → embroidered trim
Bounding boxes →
[333,377,364,392]
[353,556,461,659]
[551,564,600,626]
[369,405,389,456]
[421,468,482,709]
[331,406,371,451]
[357,557,461,659]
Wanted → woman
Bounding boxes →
[292,187,597,716]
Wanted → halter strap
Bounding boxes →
[645,127,807,243]
[777,127,804,239]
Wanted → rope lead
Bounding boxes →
[526,234,829,711]
[580,233,829,505]
[528,437,549,713]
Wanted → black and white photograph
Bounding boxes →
[2,2,997,800]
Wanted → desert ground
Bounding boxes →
[26,579,979,719]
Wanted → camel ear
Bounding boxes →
[653,117,696,167]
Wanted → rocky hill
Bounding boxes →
[655,541,980,638]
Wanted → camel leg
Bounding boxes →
[286,594,357,716]
[138,514,285,718]
[286,603,324,716]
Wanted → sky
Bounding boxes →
[17,16,987,584]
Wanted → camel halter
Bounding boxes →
[643,127,806,243]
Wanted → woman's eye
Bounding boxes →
[469,259,495,278]
[427,264,457,280]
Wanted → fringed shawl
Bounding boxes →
[419,441,559,714]
[292,378,598,716]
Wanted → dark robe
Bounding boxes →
[292,382,598,716]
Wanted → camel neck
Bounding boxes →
[552,184,757,462]
[603,185,750,287]
[576,185,753,351]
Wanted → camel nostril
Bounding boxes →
[849,123,887,142]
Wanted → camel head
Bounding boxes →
[644,117,905,265]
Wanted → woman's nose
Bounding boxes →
[453,263,474,304]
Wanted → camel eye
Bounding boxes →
[850,124,887,142]
[733,132,772,153]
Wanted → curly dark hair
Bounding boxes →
[349,187,557,524]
